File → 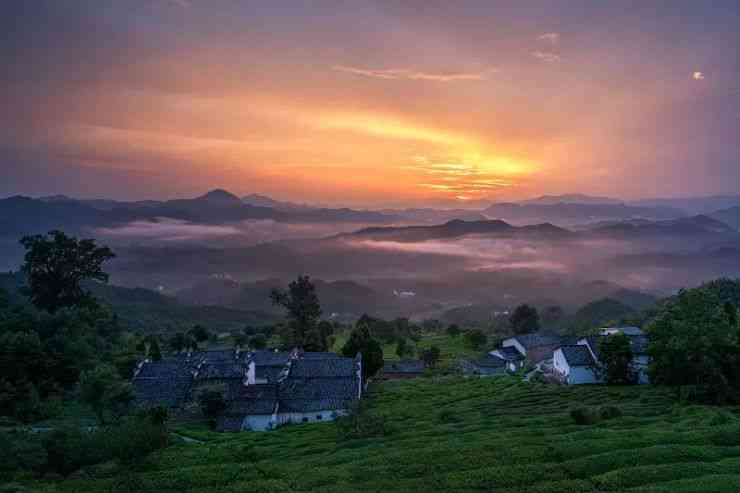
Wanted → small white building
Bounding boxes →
[552,345,601,385]
[577,327,650,384]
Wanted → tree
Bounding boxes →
[395,338,415,359]
[233,333,247,348]
[20,231,115,313]
[341,323,383,381]
[464,329,487,350]
[148,338,162,361]
[596,333,635,384]
[198,390,226,428]
[249,333,267,350]
[421,346,441,368]
[446,324,461,337]
[189,325,210,343]
[541,306,565,326]
[80,364,134,424]
[647,281,740,404]
[509,304,540,334]
[270,276,323,348]
[169,332,197,353]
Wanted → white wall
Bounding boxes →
[275,409,345,426]
[553,348,600,385]
[241,414,274,432]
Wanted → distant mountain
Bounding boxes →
[340,219,573,243]
[521,194,623,205]
[630,195,740,215]
[241,193,315,212]
[589,215,737,238]
[380,208,489,224]
[710,206,740,230]
[483,202,683,226]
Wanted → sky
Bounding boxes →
[2,0,740,207]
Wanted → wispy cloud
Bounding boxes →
[532,51,561,63]
[332,65,494,82]
[692,71,705,80]
[164,0,192,7]
[537,32,560,44]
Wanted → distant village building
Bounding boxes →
[500,333,577,365]
[577,327,650,384]
[488,346,526,372]
[382,359,425,379]
[460,354,508,377]
[552,345,600,385]
[132,348,363,432]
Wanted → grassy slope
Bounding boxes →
[31,377,740,493]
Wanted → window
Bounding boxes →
[316,414,322,420]
[302,417,309,423]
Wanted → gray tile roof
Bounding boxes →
[278,376,358,413]
[301,351,344,359]
[247,350,292,366]
[132,359,193,408]
[497,346,525,361]
[288,358,357,378]
[511,332,574,349]
[197,361,244,380]
[475,355,507,368]
[559,345,596,367]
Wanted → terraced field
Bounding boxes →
[32,377,740,492]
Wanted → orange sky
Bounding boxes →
[3,1,739,206]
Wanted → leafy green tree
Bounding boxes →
[20,231,115,313]
[189,325,210,343]
[541,305,565,326]
[597,333,635,384]
[647,282,740,404]
[233,333,248,348]
[464,329,487,350]
[271,276,323,348]
[446,324,461,337]
[395,338,415,359]
[198,390,227,428]
[342,323,383,381]
[421,346,441,368]
[509,304,540,334]
[148,338,162,361]
[249,333,267,350]
[80,364,134,424]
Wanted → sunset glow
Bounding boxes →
[2,1,739,206]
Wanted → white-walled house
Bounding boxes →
[577,327,650,384]
[488,345,525,372]
[552,345,601,385]
[501,333,576,365]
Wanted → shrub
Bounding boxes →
[598,406,623,420]
[437,408,461,424]
[570,407,600,425]
[336,401,389,440]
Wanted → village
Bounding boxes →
[131,325,649,432]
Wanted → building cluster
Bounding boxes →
[467,327,650,385]
[132,348,363,431]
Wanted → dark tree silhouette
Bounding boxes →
[270,275,323,348]
[20,231,115,313]
[509,304,540,334]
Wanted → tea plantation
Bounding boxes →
[28,377,740,492]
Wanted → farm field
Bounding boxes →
[27,376,740,493]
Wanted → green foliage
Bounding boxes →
[341,322,383,380]
[79,364,134,424]
[541,305,565,326]
[420,345,441,368]
[249,333,268,350]
[198,390,227,428]
[509,304,540,334]
[445,324,461,337]
[647,279,740,404]
[571,298,636,330]
[271,276,325,349]
[168,332,197,353]
[335,400,389,440]
[20,230,115,313]
[395,338,415,359]
[570,405,623,425]
[597,333,636,385]
[189,324,211,343]
[464,329,487,350]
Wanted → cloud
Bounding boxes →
[532,51,561,63]
[164,0,191,7]
[537,32,560,44]
[332,65,493,82]
[692,71,705,80]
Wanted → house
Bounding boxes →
[552,345,601,385]
[489,345,526,372]
[244,350,293,385]
[577,327,650,384]
[217,351,363,432]
[501,332,576,364]
[382,359,425,379]
[459,354,508,377]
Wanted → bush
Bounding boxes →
[598,406,623,420]
[336,401,390,440]
[437,408,461,424]
[570,407,600,425]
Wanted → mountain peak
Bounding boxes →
[198,189,242,204]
